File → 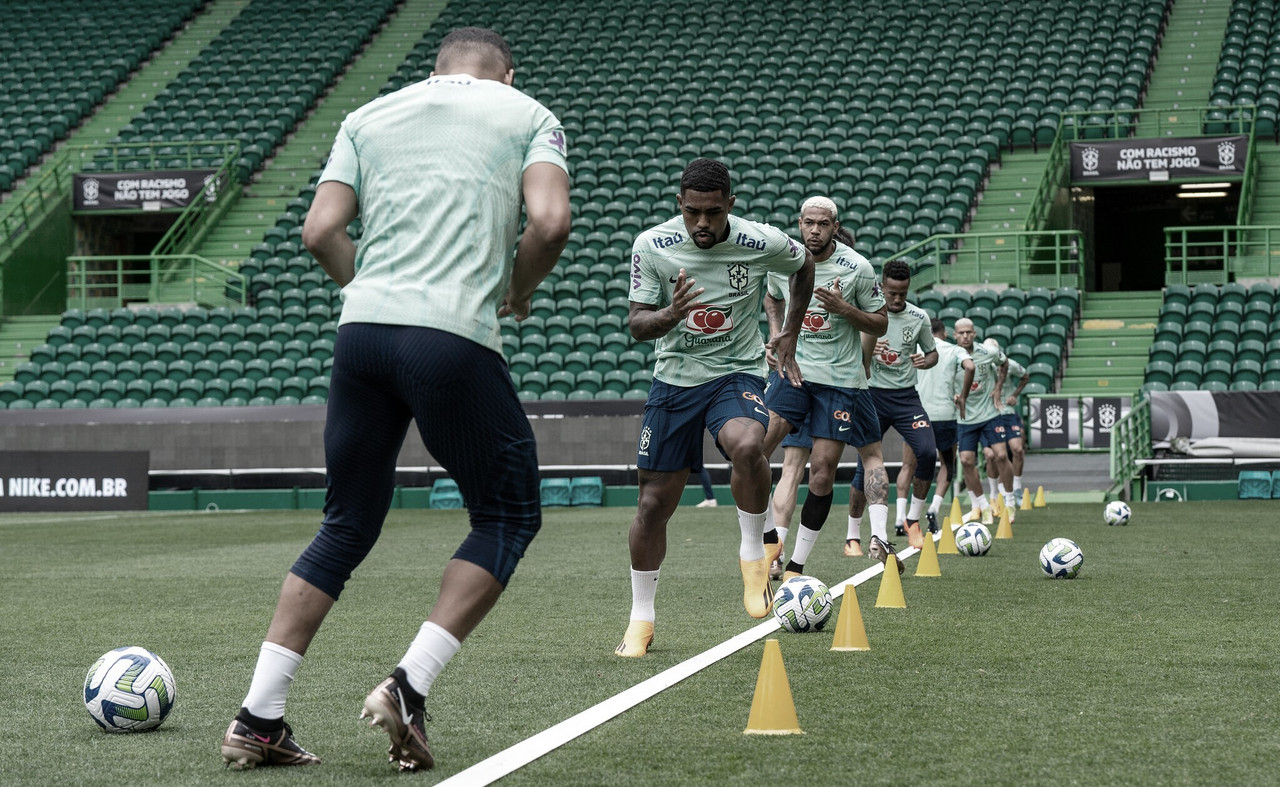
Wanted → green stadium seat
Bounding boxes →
[1173,360,1203,385]
[539,478,572,507]
[1149,341,1178,365]
[1144,361,1174,386]
[1177,340,1207,365]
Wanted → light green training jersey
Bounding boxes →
[630,214,805,386]
[999,358,1028,415]
[319,73,568,354]
[869,301,935,389]
[765,244,885,389]
[958,342,1005,425]
[917,338,964,421]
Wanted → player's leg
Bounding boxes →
[781,436,844,578]
[895,440,915,537]
[760,372,812,576]
[983,445,1000,501]
[842,388,898,572]
[957,422,993,524]
[1007,415,1027,504]
[928,422,957,531]
[226,324,415,768]
[898,409,937,549]
[846,459,866,556]
[769,443,810,579]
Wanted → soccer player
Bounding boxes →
[220,28,570,772]
[767,419,811,580]
[615,158,815,657]
[984,339,1030,507]
[955,318,1014,523]
[847,260,937,550]
[914,318,964,530]
[760,196,890,580]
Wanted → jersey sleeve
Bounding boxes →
[759,224,806,275]
[629,238,662,306]
[766,271,786,300]
[917,317,936,353]
[850,262,886,313]
[523,107,569,175]
[318,122,360,196]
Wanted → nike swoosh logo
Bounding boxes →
[754,407,768,416]
[668,276,679,283]
[246,731,272,743]
[914,414,924,419]
[396,688,413,727]
[838,426,851,432]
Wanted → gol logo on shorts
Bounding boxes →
[912,419,930,429]
[833,410,852,422]
[741,392,765,407]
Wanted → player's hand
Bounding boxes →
[497,289,531,321]
[955,394,966,421]
[665,268,705,325]
[813,277,846,315]
[767,329,804,387]
[910,352,929,368]
[1005,394,1017,407]
[764,339,780,371]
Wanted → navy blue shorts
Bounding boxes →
[291,324,541,597]
[932,419,958,452]
[958,417,1008,453]
[781,415,813,450]
[763,371,879,448]
[637,373,768,472]
[1000,412,1024,441]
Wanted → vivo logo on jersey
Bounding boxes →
[735,233,765,250]
[685,306,733,334]
[652,234,683,249]
[802,310,832,332]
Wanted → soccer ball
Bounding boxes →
[1104,500,1131,526]
[84,646,176,732]
[955,523,992,556]
[771,575,833,633]
[1039,538,1084,579]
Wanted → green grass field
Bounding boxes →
[3,501,1278,785]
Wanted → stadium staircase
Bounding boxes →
[1136,0,1232,137]
[1245,144,1280,227]
[194,0,449,266]
[1057,291,1162,396]
[957,149,1051,283]
[0,316,63,383]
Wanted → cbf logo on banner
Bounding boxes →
[1081,396,1130,448]
[0,451,149,511]
[73,170,222,212]
[1028,396,1079,449]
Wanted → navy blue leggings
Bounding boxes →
[291,324,541,598]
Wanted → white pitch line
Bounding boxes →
[438,542,927,786]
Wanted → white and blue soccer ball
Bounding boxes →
[1104,500,1132,526]
[955,523,992,556]
[1039,538,1085,579]
[84,646,176,732]
[771,575,833,633]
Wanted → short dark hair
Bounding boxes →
[680,158,731,196]
[930,318,946,336]
[436,27,514,73]
[834,226,856,248]
[883,259,911,283]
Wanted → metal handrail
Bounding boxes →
[1108,396,1151,500]
[1163,224,1280,284]
[883,230,1083,289]
[65,254,245,310]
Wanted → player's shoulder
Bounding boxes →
[634,215,688,253]
[727,215,799,255]
[828,243,874,274]
[902,301,930,322]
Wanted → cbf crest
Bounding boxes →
[1217,139,1236,168]
[726,262,749,294]
[1046,404,1065,430]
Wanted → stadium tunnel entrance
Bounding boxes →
[73,211,182,305]
[1073,182,1240,292]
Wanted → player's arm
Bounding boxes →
[1005,366,1028,407]
[911,348,939,369]
[861,331,876,378]
[501,162,572,321]
[303,181,359,287]
[767,250,816,386]
[763,293,786,370]
[629,268,704,341]
[956,358,975,420]
[992,360,1008,410]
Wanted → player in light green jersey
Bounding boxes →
[956,318,1013,523]
[616,159,815,657]
[914,319,964,527]
[984,340,1030,506]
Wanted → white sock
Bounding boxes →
[399,621,461,699]
[908,495,926,521]
[738,508,766,561]
[242,641,303,720]
[968,490,980,509]
[929,494,944,515]
[869,504,889,541]
[776,525,790,553]
[628,568,660,622]
[847,514,862,542]
[894,496,907,525]
[975,493,990,511]
[790,525,821,567]
[1003,490,1016,508]
[987,478,998,498]
[1013,475,1023,493]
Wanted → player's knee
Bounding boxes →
[289,519,383,599]
[914,447,937,479]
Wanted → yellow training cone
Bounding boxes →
[949,496,963,527]
[875,556,906,608]
[830,584,870,651]
[938,517,959,555]
[1020,488,1033,511]
[992,494,1004,516]
[1033,485,1047,507]
[915,531,941,576]
[744,639,802,735]
[995,507,1013,539]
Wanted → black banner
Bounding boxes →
[1081,396,1130,449]
[0,451,149,511]
[1028,396,1079,449]
[1150,390,1280,456]
[73,170,222,211]
[1070,136,1246,182]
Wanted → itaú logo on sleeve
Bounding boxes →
[801,310,832,332]
[685,306,733,334]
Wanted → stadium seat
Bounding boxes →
[1238,470,1272,499]
[539,478,572,507]
[570,477,604,506]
